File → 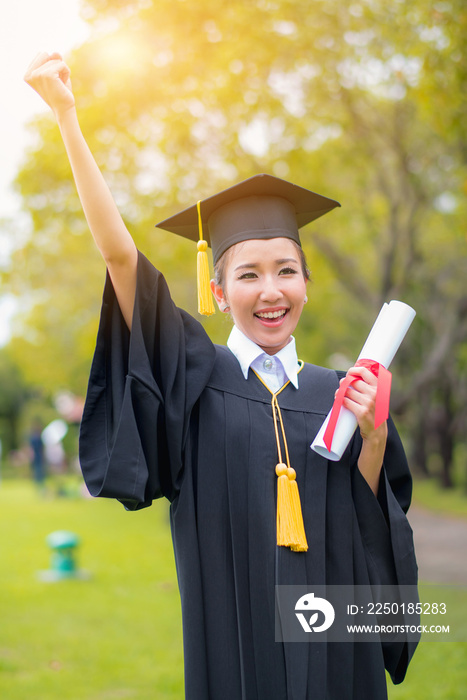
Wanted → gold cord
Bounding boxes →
[272,394,291,469]
[250,367,308,551]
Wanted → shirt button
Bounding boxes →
[263,358,274,371]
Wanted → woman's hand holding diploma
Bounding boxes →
[339,365,388,496]
[311,300,416,488]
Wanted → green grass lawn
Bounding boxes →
[0,479,184,699]
[0,478,466,699]
[412,477,467,518]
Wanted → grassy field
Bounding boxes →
[0,477,466,699]
[0,479,184,699]
[412,477,467,518]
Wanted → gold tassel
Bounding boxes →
[275,464,308,552]
[273,393,308,552]
[196,201,215,316]
[256,358,309,552]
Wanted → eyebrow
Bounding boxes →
[233,258,299,272]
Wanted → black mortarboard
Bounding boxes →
[156,174,340,315]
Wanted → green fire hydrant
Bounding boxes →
[47,531,79,576]
[38,530,90,582]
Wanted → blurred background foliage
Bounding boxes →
[1,0,466,490]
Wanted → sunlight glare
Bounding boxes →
[94,31,150,81]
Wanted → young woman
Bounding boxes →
[25,52,418,700]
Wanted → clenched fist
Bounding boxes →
[24,51,75,119]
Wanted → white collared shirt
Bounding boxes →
[227,324,300,394]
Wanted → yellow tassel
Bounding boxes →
[196,200,215,316]
[197,240,215,316]
[275,464,308,552]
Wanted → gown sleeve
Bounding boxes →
[349,416,419,685]
[79,252,216,509]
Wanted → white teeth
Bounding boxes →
[256,310,287,319]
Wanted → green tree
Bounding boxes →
[5,0,467,485]
[0,349,29,453]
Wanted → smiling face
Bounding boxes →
[211,237,308,355]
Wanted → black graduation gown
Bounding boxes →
[79,252,419,700]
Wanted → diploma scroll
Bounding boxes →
[311,300,416,461]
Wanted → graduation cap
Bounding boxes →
[156,173,340,316]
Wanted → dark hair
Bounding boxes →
[214,239,310,291]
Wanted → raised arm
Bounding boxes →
[24,52,137,329]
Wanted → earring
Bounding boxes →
[304,295,308,304]
[221,304,230,313]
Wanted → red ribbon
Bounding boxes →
[323,358,392,453]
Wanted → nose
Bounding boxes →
[259,274,282,303]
